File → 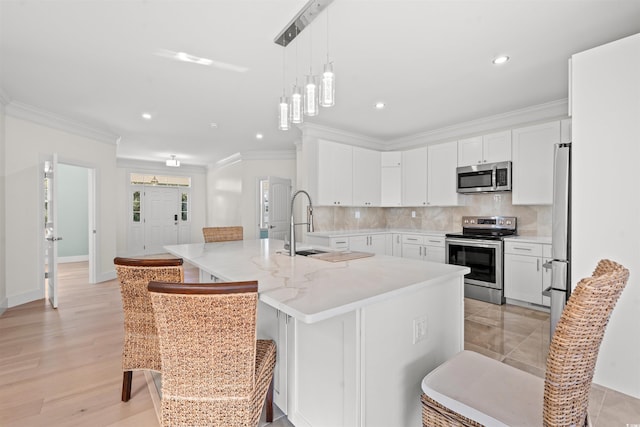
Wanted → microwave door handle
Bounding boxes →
[492,164,497,190]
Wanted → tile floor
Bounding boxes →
[270,297,640,426]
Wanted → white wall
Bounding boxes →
[0,102,6,314]
[58,163,89,259]
[115,160,207,255]
[4,115,118,307]
[572,33,640,398]
[206,155,296,240]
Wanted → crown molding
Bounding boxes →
[298,122,386,150]
[5,101,119,145]
[240,149,296,161]
[388,99,569,150]
[117,157,206,174]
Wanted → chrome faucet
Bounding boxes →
[288,190,314,256]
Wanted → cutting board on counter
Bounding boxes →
[309,251,375,262]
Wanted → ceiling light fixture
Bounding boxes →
[375,102,386,110]
[166,155,180,167]
[304,25,318,117]
[320,5,334,108]
[290,27,303,124]
[492,55,510,65]
[155,49,249,73]
[278,47,290,131]
[256,133,264,139]
[142,112,152,120]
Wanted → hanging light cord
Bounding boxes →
[326,5,330,63]
[282,47,286,96]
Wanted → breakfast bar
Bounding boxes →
[165,238,469,427]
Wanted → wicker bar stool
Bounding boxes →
[114,257,184,402]
[148,280,276,427]
[202,226,243,242]
[420,259,629,427]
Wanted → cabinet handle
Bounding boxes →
[407,238,418,241]
[537,259,540,271]
[396,235,400,244]
[513,247,532,251]
[428,239,440,243]
[419,247,422,256]
[336,240,346,244]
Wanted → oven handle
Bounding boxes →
[445,238,502,249]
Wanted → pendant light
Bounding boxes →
[304,25,318,116]
[278,47,290,131]
[290,27,303,124]
[320,6,335,108]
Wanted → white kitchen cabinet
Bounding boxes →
[315,140,353,206]
[402,146,428,206]
[504,241,551,307]
[305,234,349,251]
[353,147,381,206]
[427,141,462,206]
[542,244,552,306]
[257,302,290,412]
[381,152,402,207]
[511,121,559,205]
[401,234,445,263]
[560,118,572,143]
[349,234,389,255]
[457,131,512,166]
[391,233,402,256]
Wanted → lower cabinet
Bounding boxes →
[504,241,551,306]
[256,302,289,413]
[401,234,445,263]
[349,234,390,255]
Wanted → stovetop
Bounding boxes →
[446,216,517,241]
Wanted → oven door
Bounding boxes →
[445,238,503,290]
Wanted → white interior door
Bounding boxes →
[267,177,291,240]
[144,187,179,254]
[44,154,61,308]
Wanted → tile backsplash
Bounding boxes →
[313,193,551,236]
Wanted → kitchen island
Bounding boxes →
[165,238,469,427]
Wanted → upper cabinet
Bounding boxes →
[402,146,428,206]
[511,121,560,205]
[315,140,353,206]
[352,147,381,206]
[457,130,512,166]
[427,141,461,206]
[381,152,402,207]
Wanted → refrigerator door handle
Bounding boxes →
[543,261,553,270]
[542,286,552,297]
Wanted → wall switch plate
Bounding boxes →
[411,211,416,218]
[355,211,360,219]
[413,316,428,344]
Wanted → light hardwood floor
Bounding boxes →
[0,261,638,426]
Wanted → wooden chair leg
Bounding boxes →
[266,377,274,423]
[122,371,132,402]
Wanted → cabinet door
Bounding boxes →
[427,141,461,206]
[483,130,512,163]
[504,253,542,304]
[369,234,388,255]
[424,246,445,263]
[402,243,423,260]
[317,141,353,206]
[512,121,559,205]
[348,235,369,253]
[353,147,381,206]
[457,136,483,166]
[391,233,402,257]
[402,146,428,206]
[381,166,402,206]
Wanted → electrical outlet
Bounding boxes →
[413,316,428,344]
[355,211,360,219]
[411,211,416,218]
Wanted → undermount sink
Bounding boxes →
[295,249,329,256]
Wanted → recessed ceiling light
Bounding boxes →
[142,112,152,120]
[210,122,218,128]
[492,55,510,65]
[375,102,386,110]
[256,133,263,139]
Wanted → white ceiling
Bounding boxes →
[2,1,640,167]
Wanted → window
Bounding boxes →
[181,192,189,221]
[132,191,141,222]
[130,173,191,187]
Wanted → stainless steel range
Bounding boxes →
[445,216,517,305]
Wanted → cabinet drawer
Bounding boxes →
[504,241,543,257]
[402,234,424,244]
[423,235,445,247]
[330,237,349,250]
[542,244,551,258]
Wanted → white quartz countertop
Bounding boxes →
[308,229,451,237]
[165,239,469,324]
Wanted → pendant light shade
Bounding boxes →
[291,85,303,123]
[304,74,318,116]
[320,62,335,107]
[279,96,290,130]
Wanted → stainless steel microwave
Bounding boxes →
[456,161,512,193]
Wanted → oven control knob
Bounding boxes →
[464,219,469,224]
[506,220,512,225]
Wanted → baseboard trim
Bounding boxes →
[58,255,89,264]
[96,270,117,283]
[8,289,44,308]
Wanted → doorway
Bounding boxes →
[258,177,291,240]
[41,155,96,308]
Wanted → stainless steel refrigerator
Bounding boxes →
[545,142,571,335]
